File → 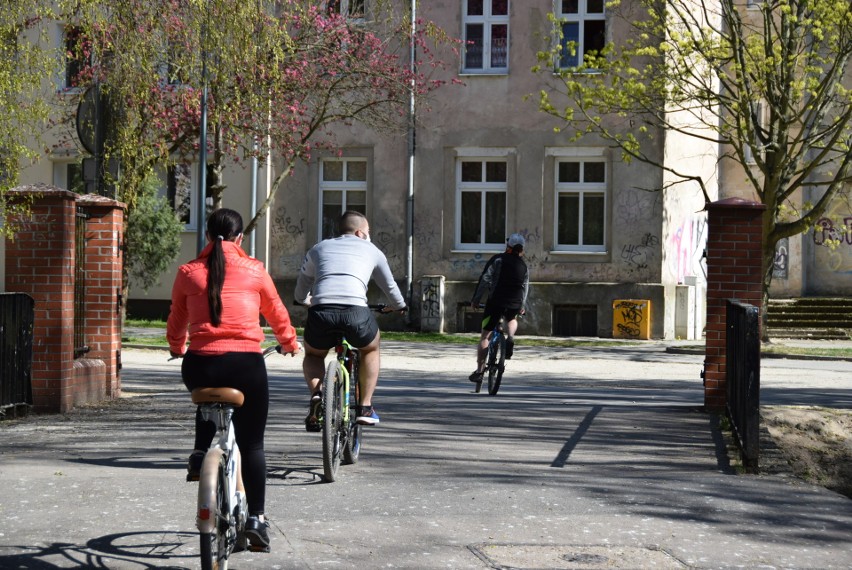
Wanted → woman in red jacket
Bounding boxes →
[167,208,301,552]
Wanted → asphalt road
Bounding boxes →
[1,341,851,569]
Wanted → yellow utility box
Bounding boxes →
[612,299,651,339]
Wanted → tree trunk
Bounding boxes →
[244,160,295,236]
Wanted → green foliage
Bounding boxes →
[0,1,72,236]
[535,0,852,302]
[124,175,182,292]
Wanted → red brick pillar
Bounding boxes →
[703,198,766,411]
[78,195,125,398]
[5,186,77,412]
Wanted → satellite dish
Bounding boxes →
[75,86,98,154]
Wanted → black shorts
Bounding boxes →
[481,305,520,332]
[304,304,379,350]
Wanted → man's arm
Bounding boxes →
[471,256,501,307]
[372,252,406,310]
[293,250,315,305]
[520,264,530,313]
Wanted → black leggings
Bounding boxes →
[182,351,269,516]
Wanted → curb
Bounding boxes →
[665,346,852,362]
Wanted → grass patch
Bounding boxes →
[761,344,852,359]
[123,318,852,358]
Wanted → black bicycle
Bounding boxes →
[480,316,507,395]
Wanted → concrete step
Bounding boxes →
[767,297,852,340]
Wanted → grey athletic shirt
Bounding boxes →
[294,234,406,309]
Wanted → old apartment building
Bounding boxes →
[12,1,848,338]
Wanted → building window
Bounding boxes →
[320,158,367,239]
[63,26,88,89]
[166,163,213,230]
[52,161,85,194]
[555,158,607,251]
[327,0,365,19]
[556,0,606,69]
[457,158,507,248]
[463,0,509,73]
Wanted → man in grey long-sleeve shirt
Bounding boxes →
[294,211,406,429]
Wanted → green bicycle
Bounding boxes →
[318,304,387,482]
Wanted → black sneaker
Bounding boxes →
[468,370,484,383]
[304,391,322,432]
[505,337,515,360]
[245,516,270,552]
[186,450,204,482]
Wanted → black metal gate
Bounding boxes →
[0,293,35,417]
[726,299,761,473]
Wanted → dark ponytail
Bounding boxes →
[205,208,244,327]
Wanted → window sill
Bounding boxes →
[549,250,609,258]
[451,248,503,255]
[459,71,509,77]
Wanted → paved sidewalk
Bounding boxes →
[1,340,851,569]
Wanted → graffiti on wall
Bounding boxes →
[621,233,659,270]
[773,237,788,279]
[667,215,707,283]
[422,280,440,319]
[812,211,852,274]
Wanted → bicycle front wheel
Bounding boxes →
[488,334,506,395]
[199,453,230,570]
[343,354,362,465]
[322,361,344,482]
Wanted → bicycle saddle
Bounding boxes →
[191,387,245,407]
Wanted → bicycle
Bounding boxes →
[317,304,387,483]
[476,316,507,396]
[181,345,282,570]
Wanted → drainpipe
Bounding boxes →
[196,1,209,255]
[405,0,416,319]
[250,141,258,258]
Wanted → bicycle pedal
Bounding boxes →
[248,545,270,553]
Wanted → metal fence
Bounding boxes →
[0,293,34,417]
[74,206,90,359]
[726,299,761,473]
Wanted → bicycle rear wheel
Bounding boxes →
[199,454,230,570]
[487,334,506,395]
[343,354,362,465]
[322,361,344,482]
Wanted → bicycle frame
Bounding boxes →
[192,388,248,569]
[321,337,362,482]
[484,317,507,395]
[196,403,244,535]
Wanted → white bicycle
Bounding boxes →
[185,345,281,570]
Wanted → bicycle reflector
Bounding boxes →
[198,506,211,520]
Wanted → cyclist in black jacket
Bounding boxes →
[469,233,530,382]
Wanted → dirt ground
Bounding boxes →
[760,406,852,499]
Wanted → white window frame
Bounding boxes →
[454,148,512,251]
[150,163,210,232]
[319,157,368,240]
[326,0,366,21]
[52,159,85,193]
[55,23,90,92]
[555,0,606,70]
[462,0,510,74]
[551,148,608,253]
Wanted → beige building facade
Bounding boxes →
[7,1,729,339]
